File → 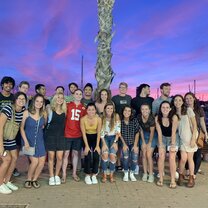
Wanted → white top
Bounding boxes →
[178,107,198,152]
[101,120,121,138]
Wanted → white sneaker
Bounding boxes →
[147,174,154,183]
[91,175,98,184]
[49,177,56,186]
[142,173,148,182]
[123,172,129,182]
[130,171,137,182]
[0,183,12,194]
[85,175,92,185]
[5,182,18,191]
[175,171,179,180]
[55,176,61,185]
[134,165,139,175]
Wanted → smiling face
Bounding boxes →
[160,102,171,116]
[16,94,26,108]
[105,104,114,117]
[34,96,44,109]
[87,105,96,117]
[69,84,78,94]
[100,90,108,102]
[2,82,13,93]
[185,94,194,107]
[173,95,184,109]
[141,104,150,117]
[19,84,29,94]
[73,90,83,102]
[56,94,64,105]
[123,106,131,119]
[84,86,92,97]
[161,86,171,97]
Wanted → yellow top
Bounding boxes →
[83,115,99,134]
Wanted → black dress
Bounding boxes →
[44,111,65,151]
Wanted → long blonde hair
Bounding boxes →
[51,92,67,114]
[102,102,117,132]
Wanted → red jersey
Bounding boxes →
[64,102,86,138]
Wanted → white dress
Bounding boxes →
[178,107,198,152]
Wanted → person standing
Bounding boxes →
[81,83,94,107]
[62,89,86,182]
[21,94,47,189]
[45,92,67,186]
[0,76,15,112]
[131,84,154,116]
[65,82,78,103]
[152,83,172,116]
[80,103,101,185]
[0,92,27,194]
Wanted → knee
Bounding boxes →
[102,153,108,161]
[109,153,116,163]
[123,151,129,160]
[72,150,78,157]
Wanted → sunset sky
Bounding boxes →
[0,0,208,99]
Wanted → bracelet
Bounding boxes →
[113,140,118,143]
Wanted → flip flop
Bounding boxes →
[169,182,177,189]
[72,175,80,182]
[156,180,163,187]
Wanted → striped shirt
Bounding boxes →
[1,104,24,123]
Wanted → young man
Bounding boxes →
[32,84,50,106]
[62,89,86,182]
[152,83,172,116]
[65,82,78,103]
[131,83,154,116]
[0,76,15,112]
[112,82,132,116]
[81,83,94,107]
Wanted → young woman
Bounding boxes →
[155,101,179,188]
[0,92,26,194]
[184,92,208,179]
[44,93,66,185]
[137,104,157,183]
[171,94,198,188]
[101,102,120,183]
[95,89,111,116]
[62,89,86,183]
[80,103,102,185]
[120,105,140,182]
[21,94,47,189]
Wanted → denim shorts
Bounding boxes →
[139,131,157,149]
[64,137,82,151]
[161,133,180,151]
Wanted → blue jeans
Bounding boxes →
[122,144,138,172]
[101,135,117,173]
[139,131,157,148]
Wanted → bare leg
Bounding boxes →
[72,150,79,178]
[48,151,55,177]
[0,152,11,185]
[158,147,165,182]
[33,156,46,181]
[4,149,18,183]
[147,148,154,175]
[55,151,63,176]
[169,151,177,183]
[27,157,38,181]
[62,150,70,181]
[142,148,148,174]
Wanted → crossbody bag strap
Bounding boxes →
[34,117,40,147]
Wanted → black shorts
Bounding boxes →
[65,138,82,151]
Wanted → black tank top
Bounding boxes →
[161,122,172,137]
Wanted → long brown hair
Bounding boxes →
[96,89,111,103]
[28,94,45,116]
[102,102,117,132]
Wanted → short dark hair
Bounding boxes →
[19,81,30,88]
[68,82,78,89]
[35,84,45,93]
[86,102,96,109]
[55,86,65,92]
[160,82,171,89]
[84,83,93,91]
[1,76,15,89]
[136,83,150,96]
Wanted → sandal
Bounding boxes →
[32,181,40,189]
[156,180,163,187]
[24,180,32,188]
[169,182,177,189]
[72,175,80,182]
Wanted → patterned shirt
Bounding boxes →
[121,118,140,145]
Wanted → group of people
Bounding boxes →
[0,76,208,195]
